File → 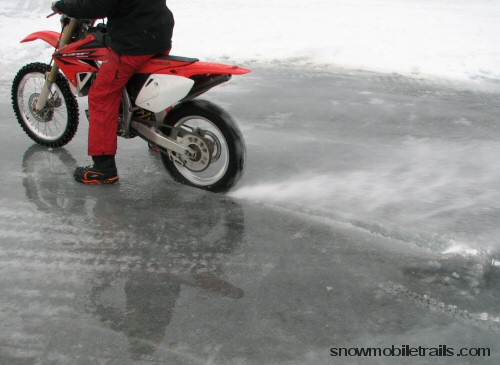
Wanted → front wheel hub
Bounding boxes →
[29,93,54,123]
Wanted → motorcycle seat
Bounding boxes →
[153,54,199,64]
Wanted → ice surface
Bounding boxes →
[224,68,500,259]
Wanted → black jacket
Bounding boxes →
[55,0,174,55]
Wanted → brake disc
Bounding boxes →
[177,134,213,172]
[29,93,54,123]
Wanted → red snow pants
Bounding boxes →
[87,49,155,156]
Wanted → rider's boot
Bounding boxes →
[74,155,119,185]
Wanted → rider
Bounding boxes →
[51,0,175,185]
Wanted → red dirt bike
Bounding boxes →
[11,15,250,192]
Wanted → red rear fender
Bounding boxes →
[21,31,60,48]
[180,62,251,78]
[138,58,251,78]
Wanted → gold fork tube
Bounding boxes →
[35,18,78,111]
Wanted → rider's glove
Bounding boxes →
[51,1,63,14]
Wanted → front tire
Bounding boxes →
[11,63,79,147]
[161,100,245,193]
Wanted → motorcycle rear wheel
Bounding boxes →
[160,100,245,193]
[12,63,79,147]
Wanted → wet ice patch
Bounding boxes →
[452,117,473,126]
[250,112,295,130]
[369,98,385,105]
[266,112,294,127]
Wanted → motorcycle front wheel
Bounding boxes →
[160,100,246,193]
[11,63,79,147]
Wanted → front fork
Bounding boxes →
[35,18,78,112]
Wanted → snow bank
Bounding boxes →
[1,0,499,85]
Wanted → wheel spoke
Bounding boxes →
[13,64,79,147]
[17,71,69,141]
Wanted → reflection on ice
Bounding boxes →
[17,144,247,360]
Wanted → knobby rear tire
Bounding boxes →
[11,63,79,147]
[160,100,246,193]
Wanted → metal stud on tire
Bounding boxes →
[11,63,79,147]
